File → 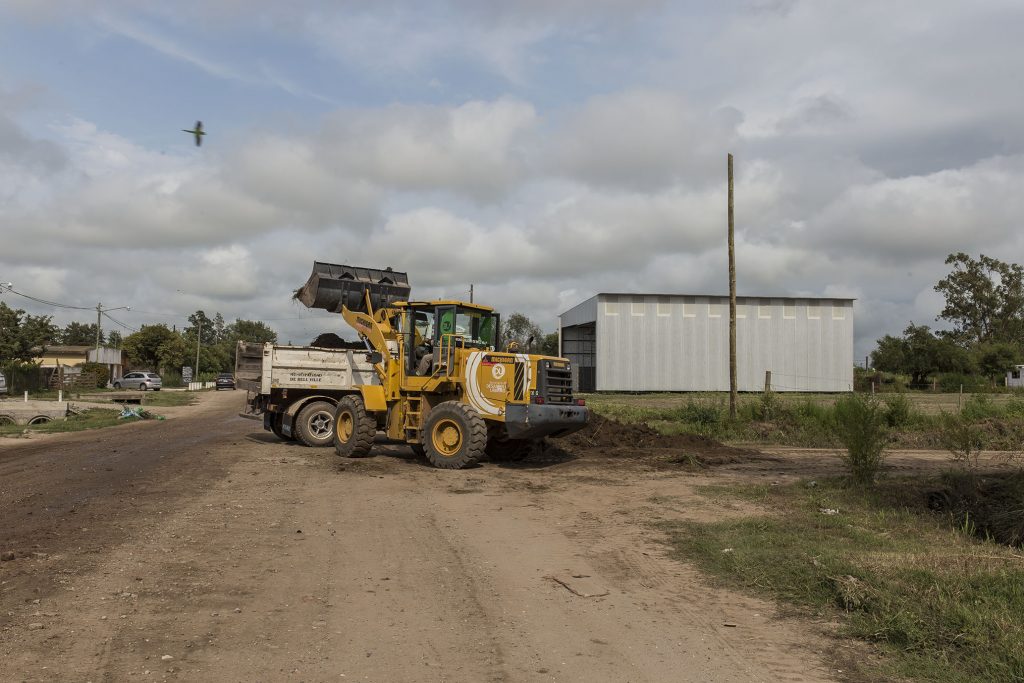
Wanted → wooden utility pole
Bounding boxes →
[95,303,103,354]
[728,153,738,419]
[469,284,474,303]
[195,319,202,380]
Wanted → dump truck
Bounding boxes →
[323,262,590,468]
[235,340,379,447]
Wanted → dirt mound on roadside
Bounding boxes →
[552,414,760,467]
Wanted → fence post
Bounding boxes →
[871,381,875,395]
[24,391,28,402]
[959,384,963,412]
[764,370,772,394]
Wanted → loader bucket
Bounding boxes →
[294,262,411,313]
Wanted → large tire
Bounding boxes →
[294,400,336,448]
[113,382,121,390]
[486,435,532,462]
[334,395,375,458]
[423,401,487,470]
[270,413,296,442]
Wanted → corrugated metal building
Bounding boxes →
[559,294,854,393]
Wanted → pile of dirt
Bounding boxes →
[309,333,365,349]
[551,414,760,467]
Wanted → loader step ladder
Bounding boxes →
[403,396,423,441]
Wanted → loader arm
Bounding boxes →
[340,294,398,382]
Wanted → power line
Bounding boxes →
[102,311,138,334]
[0,284,95,311]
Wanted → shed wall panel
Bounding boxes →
[582,294,852,392]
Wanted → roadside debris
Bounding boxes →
[117,406,164,420]
[546,573,609,598]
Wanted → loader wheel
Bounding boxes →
[486,436,532,462]
[294,400,335,448]
[334,395,375,458]
[423,401,487,470]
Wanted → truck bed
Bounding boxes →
[235,342,379,395]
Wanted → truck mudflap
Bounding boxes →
[504,403,589,440]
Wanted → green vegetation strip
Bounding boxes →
[585,392,1024,450]
[659,480,1024,682]
[0,409,125,437]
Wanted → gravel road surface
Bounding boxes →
[0,391,840,682]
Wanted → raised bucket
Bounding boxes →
[294,262,411,313]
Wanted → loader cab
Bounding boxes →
[398,301,500,376]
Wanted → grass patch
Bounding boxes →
[584,392,1024,450]
[137,391,198,407]
[0,409,127,437]
[660,479,1024,682]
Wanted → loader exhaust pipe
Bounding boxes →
[294,262,411,314]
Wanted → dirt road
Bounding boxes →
[1,391,842,682]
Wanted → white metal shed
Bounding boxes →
[559,293,854,393]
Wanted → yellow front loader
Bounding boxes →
[294,262,588,469]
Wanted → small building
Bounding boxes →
[1008,365,1024,389]
[33,345,124,385]
[559,293,854,393]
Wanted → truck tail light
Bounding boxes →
[576,398,586,406]
[533,396,545,405]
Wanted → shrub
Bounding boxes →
[78,362,110,388]
[962,394,1002,421]
[939,413,985,471]
[833,393,890,486]
[675,399,723,427]
[882,393,913,428]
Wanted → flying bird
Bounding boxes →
[182,121,205,147]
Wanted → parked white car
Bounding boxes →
[113,372,162,391]
[0,372,7,395]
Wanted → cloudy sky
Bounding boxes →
[1,1,1022,358]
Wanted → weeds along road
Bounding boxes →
[0,390,838,682]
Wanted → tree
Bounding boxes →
[224,319,277,345]
[503,312,543,352]
[972,341,1022,382]
[107,330,123,348]
[871,323,971,385]
[122,324,177,371]
[156,335,189,373]
[934,253,1024,345]
[213,312,226,343]
[60,321,103,346]
[0,302,57,362]
[184,310,217,346]
[540,332,559,356]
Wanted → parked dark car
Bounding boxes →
[216,373,236,390]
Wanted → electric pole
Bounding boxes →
[96,303,103,354]
[469,284,474,303]
[94,303,131,358]
[728,153,738,419]
[195,319,202,380]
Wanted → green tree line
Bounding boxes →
[872,253,1024,386]
[122,311,277,376]
[0,301,277,378]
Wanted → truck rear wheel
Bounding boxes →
[270,414,296,442]
[423,401,487,470]
[294,400,335,448]
[334,395,375,458]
